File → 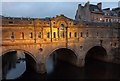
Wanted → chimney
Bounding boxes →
[86,1,90,6]
[78,4,81,9]
[97,2,102,9]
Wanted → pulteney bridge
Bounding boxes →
[0,15,120,76]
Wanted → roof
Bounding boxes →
[89,4,102,12]
[103,8,110,11]
[112,7,120,11]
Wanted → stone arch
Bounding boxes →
[56,19,68,28]
[85,46,107,63]
[45,47,78,69]
[2,49,37,63]
[2,49,38,79]
[46,47,78,61]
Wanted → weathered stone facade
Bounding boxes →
[75,2,120,23]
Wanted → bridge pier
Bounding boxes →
[76,57,85,67]
[36,63,47,74]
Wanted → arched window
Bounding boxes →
[59,24,65,38]
[69,32,71,38]
[47,32,50,38]
[30,32,33,38]
[61,24,64,28]
[97,32,99,37]
[38,32,42,38]
[11,32,14,39]
[74,32,77,37]
[114,43,117,47]
[80,32,83,37]
[86,31,88,37]
[22,32,24,39]
[53,32,56,38]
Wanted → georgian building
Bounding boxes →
[1,14,119,45]
[1,14,79,43]
[75,2,120,23]
[1,2,120,45]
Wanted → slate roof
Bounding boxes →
[89,4,102,12]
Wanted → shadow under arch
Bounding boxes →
[85,46,107,65]
[84,46,108,78]
[2,49,37,63]
[45,48,78,74]
[2,49,37,79]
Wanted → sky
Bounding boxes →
[1,1,120,19]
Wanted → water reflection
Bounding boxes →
[3,52,120,80]
[18,58,120,80]
[6,61,26,79]
[46,56,54,74]
[2,51,26,80]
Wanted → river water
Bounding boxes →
[4,57,120,80]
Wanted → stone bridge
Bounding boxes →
[1,15,120,75]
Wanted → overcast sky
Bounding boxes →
[2,2,119,19]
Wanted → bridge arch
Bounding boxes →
[2,49,37,79]
[45,47,78,73]
[46,47,78,61]
[85,46,107,64]
[2,49,37,63]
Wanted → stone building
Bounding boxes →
[75,2,120,23]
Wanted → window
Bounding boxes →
[79,15,81,19]
[9,21,13,24]
[11,32,14,39]
[30,32,33,38]
[62,33,65,38]
[60,24,65,38]
[86,32,88,37]
[38,32,42,38]
[53,32,56,38]
[106,19,108,22]
[29,22,32,24]
[80,32,83,37]
[80,46,83,49]
[69,32,71,38]
[47,32,50,38]
[100,40,103,46]
[22,32,24,39]
[97,32,99,37]
[61,24,64,28]
[114,43,117,47]
[74,32,77,37]
[53,22,55,24]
